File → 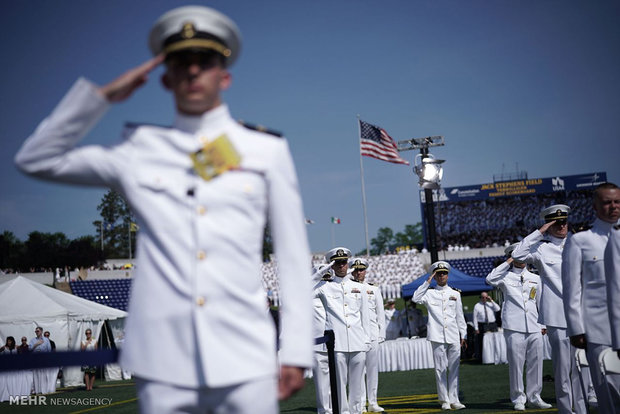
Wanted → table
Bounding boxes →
[378,337,434,372]
[482,330,552,365]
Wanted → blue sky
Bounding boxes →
[1,0,619,254]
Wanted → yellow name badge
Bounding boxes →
[190,134,241,181]
[529,287,536,300]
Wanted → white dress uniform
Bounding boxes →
[487,262,547,407]
[513,230,586,414]
[14,79,313,411]
[315,276,371,414]
[605,226,620,353]
[358,281,385,411]
[413,280,467,407]
[312,279,332,414]
[563,218,620,412]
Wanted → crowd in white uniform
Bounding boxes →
[263,250,425,306]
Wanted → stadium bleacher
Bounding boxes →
[70,279,132,311]
[447,256,504,279]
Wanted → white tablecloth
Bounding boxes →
[378,337,434,372]
[482,330,552,365]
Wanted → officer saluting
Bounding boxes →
[413,261,467,411]
[486,244,551,410]
[512,204,586,414]
[349,257,386,412]
[15,6,313,413]
[315,247,371,414]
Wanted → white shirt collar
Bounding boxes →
[173,104,231,134]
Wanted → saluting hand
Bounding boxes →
[99,54,165,102]
[539,220,556,235]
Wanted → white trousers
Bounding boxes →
[360,340,380,407]
[312,351,332,414]
[547,327,586,414]
[504,330,543,405]
[585,342,620,413]
[335,351,366,414]
[136,375,278,414]
[431,341,461,405]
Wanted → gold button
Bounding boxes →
[200,136,208,144]
[196,297,205,306]
[197,251,206,260]
[197,206,206,215]
[344,303,348,307]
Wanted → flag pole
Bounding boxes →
[357,115,371,257]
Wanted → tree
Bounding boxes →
[66,236,100,270]
[94,190,135,258]
[370,227,394,256]
[24,231,70,271]
[394,223,424,249]
[0,231,24,271]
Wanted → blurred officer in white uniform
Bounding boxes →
[402,300,425,338]
[563,182,620,412]
[384,299,401,340]
[605,220,620,359]
[487,244,551,411]
[350,257,386,412]
[513,204,586,414]
[312,263,334,414]
[472,292,500,361]
[15,6,313,413]
[315,248,371,414]
[413,261,467,411]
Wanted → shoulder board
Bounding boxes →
[614,224,620,230]
[570,223,592,234]
[449,286,462,293]
[541,239,551,243]
[237,120,283,137]
[368,282,375,286]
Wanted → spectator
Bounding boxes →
[472,292,500,362]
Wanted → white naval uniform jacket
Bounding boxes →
[486,263,543,333]
[314,276,371,353]
[14,78,314,388]
[512,230,566,328]
[604,226,620,350]
[361,282,386,342]
[413,281,467,345]
[562,219,615,345]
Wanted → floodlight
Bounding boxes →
[414,153,444,189]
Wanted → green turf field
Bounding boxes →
[1,360,598,413]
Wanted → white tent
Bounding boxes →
[0,276,127,387]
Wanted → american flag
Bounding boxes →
[359,120,409,165]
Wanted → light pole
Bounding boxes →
[397,136,445,264]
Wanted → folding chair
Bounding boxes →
[575,349,591,411]
[598,348,620,414]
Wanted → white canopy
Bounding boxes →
[0,276,127,386]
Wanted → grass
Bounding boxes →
[2,360,597,413]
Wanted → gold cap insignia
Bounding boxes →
[182,22,196,39]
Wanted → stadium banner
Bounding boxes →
[420,172,607,203]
